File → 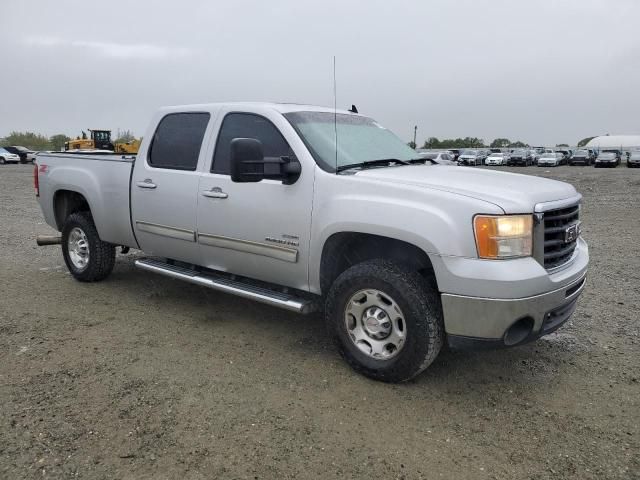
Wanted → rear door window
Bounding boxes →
[148,113,210,170]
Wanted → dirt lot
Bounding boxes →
[0,163,638,479]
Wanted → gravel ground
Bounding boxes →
[0,163,638,479]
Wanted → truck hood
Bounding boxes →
[354,165,578,213]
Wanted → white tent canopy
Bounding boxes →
[586,135,640,148]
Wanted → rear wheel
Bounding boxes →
[325,260,444,383]
[61,211,115,282]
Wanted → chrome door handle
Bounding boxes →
[136,179,157,189]
[202,187,228,199]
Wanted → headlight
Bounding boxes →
[473,215,533,259]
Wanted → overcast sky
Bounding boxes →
[1,0,639,146]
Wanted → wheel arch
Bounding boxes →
[53,189,93,231]
[318,232,437,296]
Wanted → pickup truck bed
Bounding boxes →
[37,153,138,248]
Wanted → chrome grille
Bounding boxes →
[542,204,580,269]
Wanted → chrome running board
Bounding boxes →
[135,258,316,314]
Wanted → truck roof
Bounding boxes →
[158,102,358,116]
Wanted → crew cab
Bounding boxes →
[34,102,588,382]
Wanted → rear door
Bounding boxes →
[131,112,212,264]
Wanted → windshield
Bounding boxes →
[598,153,615,159]
[489,153,504,157]
[0,148,8,154]
[462,150,477,156]
[284,111,417,171]
[541,154,556,159]
[574,150,588,156]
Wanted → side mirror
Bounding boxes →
[230,138,264,183]
[229,138,301,185]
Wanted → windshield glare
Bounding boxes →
[284,111,417,171]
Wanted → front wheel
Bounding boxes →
[0,157,5,165]
[61,211,116,282]
[325,260,444,383]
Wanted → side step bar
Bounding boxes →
[135,258,317,314]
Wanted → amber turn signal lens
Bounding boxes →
[473,215,533,259]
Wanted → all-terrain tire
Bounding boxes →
[61,211,116,282]
[325,259,444,383]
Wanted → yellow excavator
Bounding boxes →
[114,138,142,154]
[64,129,141,154]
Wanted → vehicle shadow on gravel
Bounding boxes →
[107,257,581,398]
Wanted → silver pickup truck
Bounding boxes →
[34,102,588,382]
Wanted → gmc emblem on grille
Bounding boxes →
[565,222,581,243]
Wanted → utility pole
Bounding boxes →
[413,125,417,148]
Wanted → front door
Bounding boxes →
[131,112,211,265]
[196,111,314,291]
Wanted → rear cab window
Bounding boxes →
[148,112,210,170]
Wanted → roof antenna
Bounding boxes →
[349,104,358,114]
[333,56,338,172]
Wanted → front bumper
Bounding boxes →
[443,273,586,349]
[434,235,588,349]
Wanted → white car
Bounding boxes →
[418,151,457,165]
[0,147,21,164]
[485,152,509,166]
[537,153,563,167]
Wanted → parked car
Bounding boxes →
[528,150,541,165]
[3,145,35,163]
[555,149,573,163]
[537,152,564,167]
[417,151,458,165]
[602,149,622,163]
[34,102,588,383]
[458,149,482,166]
[509,149,533,166]
[485,152,509,166]
[569,149,594,166]
[594,152,619,168]
[448,149,462,161]
[627,151,640,168]
[0,147,21,164]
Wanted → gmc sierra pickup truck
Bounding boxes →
[34,102,588,382]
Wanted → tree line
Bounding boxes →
[1,130,137,151]
[410,136,597,150]
[413,137,530,149]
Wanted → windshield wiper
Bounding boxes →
[336,158,412,172]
